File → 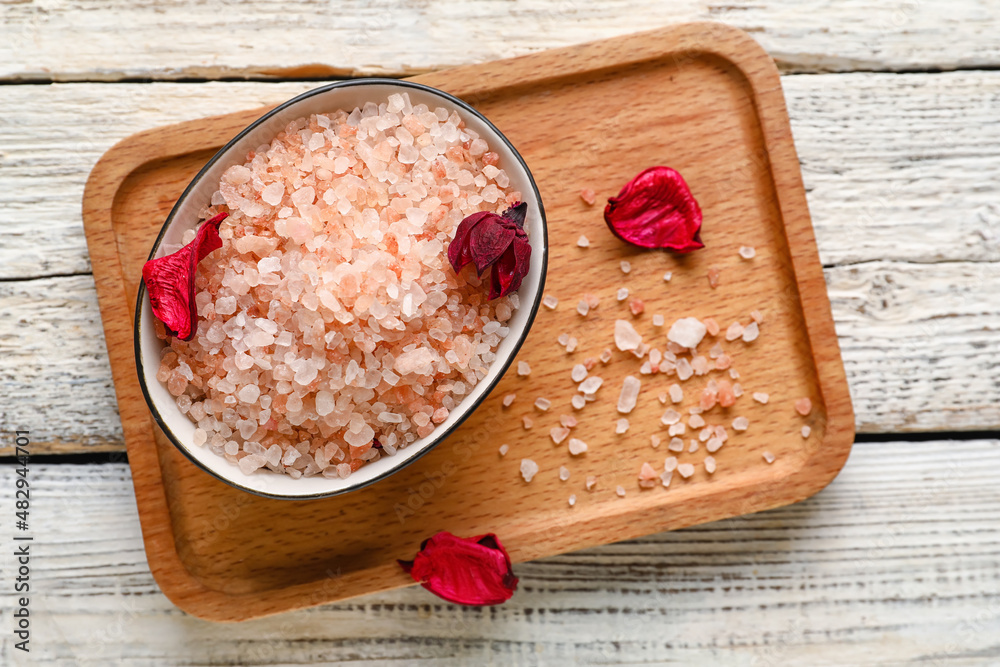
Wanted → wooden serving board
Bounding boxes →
[82,22,853,621]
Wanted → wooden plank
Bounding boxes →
[1,1,998,82]
[4,72,999,280]
[2,439,998,662]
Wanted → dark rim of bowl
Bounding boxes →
[134,78,548,500]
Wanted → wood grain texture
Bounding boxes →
[2,439,998,663]
[1,0,998,82]
[81,24,852,619]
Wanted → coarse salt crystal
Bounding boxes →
[753,392,769,404]
[668,437,685,452]
[763,451,776,464]
[568,494,577,506]
[704,456,717,474]
[571,364,588,383]
[801,425,812,438]
[725,322,744,342]
[739,246,756,259]
[522,416,533,429]
[518,361,531,376]
[558,333,570,347]
[559,465,571,481]
[742,321,759,343]
[578,376,603,394]
[572,395,586,410]
[577,300,590,316]
[566,337,579,352]
[661,408,681,425]
[663,272,672,282]
[503,393,516,407]
[550,426,570,444]
[616,486,626,497]
[615,418,630,434]
[668,317,707,349]
[732,416,750,431]
[560,415,578,429]
[651,435,661,449]
[751,309,764,323]
[499,444,509,456]
[706,437,724,453]
[668,422,686,437]
[688,413,705,428]
[617,287,629,301]
[577,235,590,248]
[669,384,684,403]
[568,438,588,455]
[677,463,695,479]
[586,475,597,491]
[543,294,559,309]
[617,375,641,413]
[620,260,631,274]
[520,458,539,482]
[689,440,699,453]
[614,319,642,351]
[795,397,813,416]
[652,314,665,327]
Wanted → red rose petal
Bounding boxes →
[447,202,531,300]
[398,531,518,606]
[141,212,228,340]
[604,166,704,252]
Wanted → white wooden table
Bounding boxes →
[2,2,999,664]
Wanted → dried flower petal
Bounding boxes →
[604,166,704,252]
[142,212,228,340]
[398,531,518,606]
[448,202,530,300]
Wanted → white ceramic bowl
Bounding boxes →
[135,79,547,499]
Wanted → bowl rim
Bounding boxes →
[133,78,548,500]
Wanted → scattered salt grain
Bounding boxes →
[620,260,631,274]
[704,318,720,337]
[663,272,672,282]
[614,320,642,351]
[499,444,509,456]
[676,358,694,381]
[560,414,578,429]
[638,462,659,488]
[617,287,629,301]
[742,321,759,343]
[751,309,764,323]
[669,384,684,403]
[668,422,686,437]
[753,392,769,404]
[732,416,750,432]
[725,322,744,342]
[543,294,559,310]
[706,437,724,453]
[763,451,776,464]
[518,361,531,376]
[600,348,613,363]
[688,413,706,428]
[661,471,673,488]
[739,246,756,259]
[578,376,603,394]
[617,376,641,413]
[577,300,590,316]
[616,418,630,434]
[572,395,586,410]
[577,235,590,248]
[801,425,812,438]
[616,486,626,497]
[568,438,588,455]
[522,416,533,429]
[795,397,813,416]
[586,475,597,491]
[689,440,699,453]
[707,267,721,288]
[503,393,517,407]
[704,456,717,474]
[651,435,661,449]
[580,188,596,205]
[668,437,685,452]
[559,465,571,481]
[668,317,707,349]
[664,456,678,473]
[558,333,570,347]
[520,458,539,482]
[677,463,695,479]
[568,494,577,507]
[534,397,552,411]
[661,408,681,425]
[571,364,588,383]
[566,337,579,353]
[550,427,570,444]
[629,298,645,316]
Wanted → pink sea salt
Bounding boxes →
[158,94,521,480]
